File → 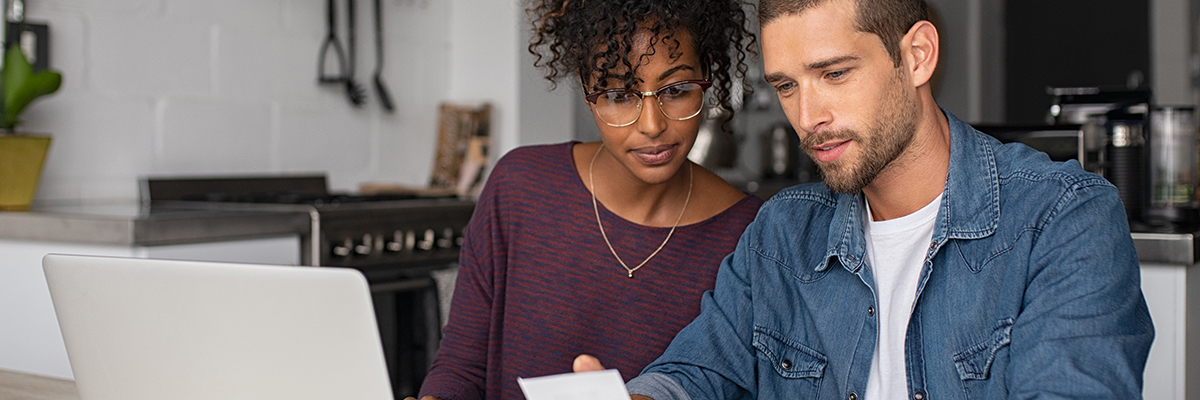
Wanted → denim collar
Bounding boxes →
[818,109,1000,273]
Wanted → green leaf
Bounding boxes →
[3,45,33,103]
[1,44,62,131]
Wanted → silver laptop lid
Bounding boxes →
[43,254,394,400]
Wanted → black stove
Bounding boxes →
[141,174,475,398]
[142,174,476,269]
[181,191,421,205]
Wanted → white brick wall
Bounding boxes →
[18,0,467,201]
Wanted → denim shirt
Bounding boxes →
[628,111,1155,400]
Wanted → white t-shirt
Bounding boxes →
[863,193,942,400]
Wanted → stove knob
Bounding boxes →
[332,238,353,257]
[385,231,404,252]
[437,227,454,249]
[455,226,466,247]
[417,229,436,251]
[405,230,417,251]
[355,234,373,255]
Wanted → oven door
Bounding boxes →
[360,265,447,399]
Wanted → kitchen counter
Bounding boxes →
[0,200,310,246]
[1131,231,1198,265]
[0,369,78,400]
[1,200,1195,264]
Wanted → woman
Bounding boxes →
[415,1,758,399]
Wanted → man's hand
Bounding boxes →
[572,354,605,372]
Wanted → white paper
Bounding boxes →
[517,369,632,400]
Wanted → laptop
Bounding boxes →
[42,254,395,400]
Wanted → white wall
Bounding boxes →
[23,0,452,200]
[445,0,575,160]
[516,15,576,148]
[446,0,518,157]
[16,0,570,203]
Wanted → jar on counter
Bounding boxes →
[1144,106,1199,231]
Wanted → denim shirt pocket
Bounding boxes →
[753,327,827,398]
[952,317,1014,380]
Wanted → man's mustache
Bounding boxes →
[800,129,862,151]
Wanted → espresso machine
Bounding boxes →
[1047,87,1199,232]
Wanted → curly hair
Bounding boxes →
[526,0,756,126]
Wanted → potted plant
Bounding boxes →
[0,42,62,210]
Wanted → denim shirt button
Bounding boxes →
[929,241,937,250]
[914,391,925,400]
[780,359,792,370]
[846,254,856,262]
[849,392,858,400]
[867,306,875,316]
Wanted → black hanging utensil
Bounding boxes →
[372,0,395,112]
[317,0,347,84]
[343,0,367,107]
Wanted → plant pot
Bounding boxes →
[0,135,51,211]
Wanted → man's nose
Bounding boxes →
[791,87,831,135]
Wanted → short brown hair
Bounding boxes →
[758,0,928,67]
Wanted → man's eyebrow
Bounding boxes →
[807,55,859,70]
[764,72,788,83]
[762,55,861,84]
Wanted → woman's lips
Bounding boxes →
[813,140,850,163]
[630,144,678,166]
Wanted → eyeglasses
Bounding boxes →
[585,80,712,127]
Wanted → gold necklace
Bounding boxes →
[589,145,693,278]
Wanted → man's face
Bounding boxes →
[761,0,920,194]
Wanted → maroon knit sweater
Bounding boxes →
[419,142,762,400]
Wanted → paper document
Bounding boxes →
[517,369,632,400]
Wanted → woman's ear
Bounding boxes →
[903,20,939,88]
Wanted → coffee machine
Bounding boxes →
[1047,87,1199,232]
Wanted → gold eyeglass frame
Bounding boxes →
[584,80,712,127]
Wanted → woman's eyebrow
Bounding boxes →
[657,64,696,81]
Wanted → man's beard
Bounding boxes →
[802,71,919,194]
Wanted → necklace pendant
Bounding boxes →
[591,146,692,283]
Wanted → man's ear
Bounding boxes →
[903,20,939,88]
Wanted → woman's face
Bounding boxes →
[587,30,704,186]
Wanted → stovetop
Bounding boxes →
[140,175,477,268]
[142,174,453,206]
[176,191,423,205]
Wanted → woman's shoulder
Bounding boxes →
[686,166,763,225]
[488,142,578,184]
[495,142,575,169]
[716,192,764,225]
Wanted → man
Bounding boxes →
[574,0,1155,398]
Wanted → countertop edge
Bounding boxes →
[1131,232,1196,266]
[0,368,78,400]
[3,208,1197,265]
[0,210,310,246]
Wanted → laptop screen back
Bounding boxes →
[42,254,394,400]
